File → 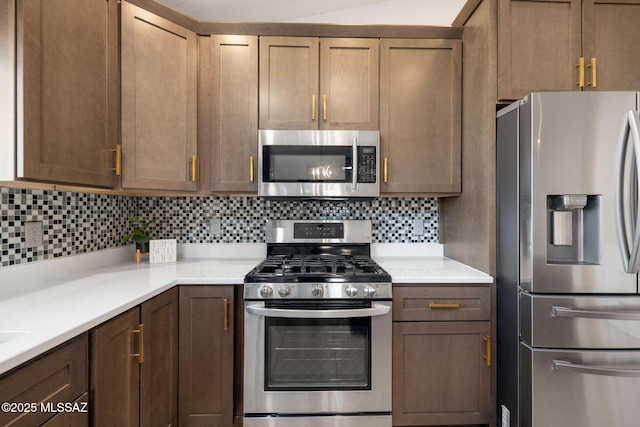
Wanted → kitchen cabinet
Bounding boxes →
[259,36,379,130]
[179,286,235,427]
[498,0,640,101]
[392,285,491,426]
[201,35,259,193]
[120,1,198,191]
[11,0,118,187]
[0,333,88,427]
[90,288,178,426]
[380,39,461,195]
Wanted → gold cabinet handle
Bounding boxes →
[131,324,144,364]
[250,156,254,182]
[587,57,596,88]
[323,94,327,121]
[111,144,121,176]
[383,157,388,183]
[575,57,585,88]
[190,155,197,181]
[223,298,229,331]
[483,335,491,367]
[312,94,316,120]
[428,302,461,309]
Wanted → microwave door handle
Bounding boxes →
[352,137,358,191]
[245,303,390,319]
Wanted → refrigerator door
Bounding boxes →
[521,91,639,293]
[521,344,640,427]
[520,293,640,348]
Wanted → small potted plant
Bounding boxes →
[122,216,158,254]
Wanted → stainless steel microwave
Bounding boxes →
[258,130,380,200]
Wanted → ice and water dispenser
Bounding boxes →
[547,195,601,265]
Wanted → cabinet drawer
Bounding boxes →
[393,286,490,321]
[0,333,88,427]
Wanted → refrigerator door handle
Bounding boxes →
[615,110,640,273]
[552,360,640,378]
[551,305,640,321]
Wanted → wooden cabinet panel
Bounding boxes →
[140,288,179,427]
[320,38,379,130]
[90,308,140,427]
[392,321,491,426]
[207,35,259,193]
[380,39,461,195]
[582,0,640,91]
[393,285,491,322]
[498,0,581,100]
[17,0,118,187]
[259,36,379,130]
[259,36,319,130]
[40,393,88,427]
[0,334,87,427]
[179,286,235,427]
[121,1,198,191]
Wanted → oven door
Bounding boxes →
[243,299,392,415]
[258,130,380,199]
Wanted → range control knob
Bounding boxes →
[363,285,377,298]
[278,285,291,298]
[311,284,324,298]
[259,285,273,298]
[345,284,359,298]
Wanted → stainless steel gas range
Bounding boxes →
[243,220,392,427]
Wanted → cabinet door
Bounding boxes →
[121,2,198,191]
[380,39,461,195]
[140,288,179,427]
[90,308,140,426]
[259,36,319,130]
[17,0,118,187]
[208,35,258,193]
[582,0,640,91]
[319,38,379,130]
[392,321,491,426]
[179,286,234,427]
[498,0,582,101]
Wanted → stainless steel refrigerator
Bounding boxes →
[497,92,640,427]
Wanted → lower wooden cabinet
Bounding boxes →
[90,288,178,426]
[179,285,235,427]
[0,333,88,427]
[392,285,491,426]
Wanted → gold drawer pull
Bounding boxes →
[383,157,388,183]
[312,94,316,120]
[323,94,327,121]
[250,156,254,182]
[131,324,144,364]
[483,335,491,367]
[575,57,585,88]
[587,57,596,88]
[111,144,121,176]
[428,302,460,309]
[190,155,197,181]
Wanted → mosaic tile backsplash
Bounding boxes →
[1,186,438,267]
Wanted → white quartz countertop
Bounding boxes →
[0,243,491,375]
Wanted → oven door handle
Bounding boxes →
[245,303,390,319]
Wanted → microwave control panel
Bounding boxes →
[358,146,377,183]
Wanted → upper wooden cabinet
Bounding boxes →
[380,39,461,195]
[14,0,118,187]
[120,1,198,191]
[259,36,379,130]
[498,0,640,101]
[202,35,259,193]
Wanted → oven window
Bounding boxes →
[263,146,352,183]
[264,317,371,391]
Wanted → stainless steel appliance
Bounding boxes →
[497,92,640,427]
[258,130,380,199]
[243,220,392,427]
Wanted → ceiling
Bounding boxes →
[155,0,466,25]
